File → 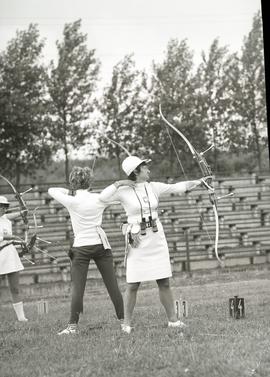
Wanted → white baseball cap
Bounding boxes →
[0,196,10,205]
[122,156,151,176]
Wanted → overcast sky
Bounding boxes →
[0,0,262,85]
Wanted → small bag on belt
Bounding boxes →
[121,223,141,248]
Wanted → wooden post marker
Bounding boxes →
[229,296,245,319]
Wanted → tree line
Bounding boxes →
[0,11,268,186]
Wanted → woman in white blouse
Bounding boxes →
[48,166,124,335]
[100,156,203,333]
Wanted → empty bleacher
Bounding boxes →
[0,173,270,291]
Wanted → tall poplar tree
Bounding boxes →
[195,39,242,172]
[0,24,51,186]
[48,19,100,182]
[98,54,148,174]
[240,11,267,171]
[148,39,205,176]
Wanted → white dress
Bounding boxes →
[0,215,24,275]
[100,181,188,283]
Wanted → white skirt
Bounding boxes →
[126,220,172,283]
[0,244,24,275]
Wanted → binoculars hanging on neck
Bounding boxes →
[140,216,158,235]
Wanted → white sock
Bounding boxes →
[12,301,27,321]
[68,323,78,328]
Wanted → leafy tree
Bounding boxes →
[48,19,100,182]
[0,24,52,186]
[239,10,267,171]
[148,39,206,177]
[195,38,240,172]
[220,52,248,155]
[97,54,149,174]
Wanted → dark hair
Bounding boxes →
[69,166,93,190]
[128,162,147,181]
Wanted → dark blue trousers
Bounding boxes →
[68,244,124,323]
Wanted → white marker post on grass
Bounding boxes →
[37,300,49,315]
[229,296,245,319]
[175,299,188,318]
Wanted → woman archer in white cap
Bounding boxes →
[0,196,28,322]
[100,156,205,333]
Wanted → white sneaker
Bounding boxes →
[121,323,132,334]
[18,317,28,322]
[168,320,187,328]
[58,324,78,335]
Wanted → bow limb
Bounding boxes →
[202,181,221,265]
[159,106,214,183]
[96,131,131,156]
[159,105,214,180]
[159,105,197,157]
[0,177,37,264]
[0,174,29,242]
[0,175,28,220]
[212,203,221,264]
[105,136,131,156]
[0,174,33,263]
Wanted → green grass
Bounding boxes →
[1,269,270,377]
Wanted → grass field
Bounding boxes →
[1,268,270,377]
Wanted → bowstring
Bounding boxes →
[164,125,186,176]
